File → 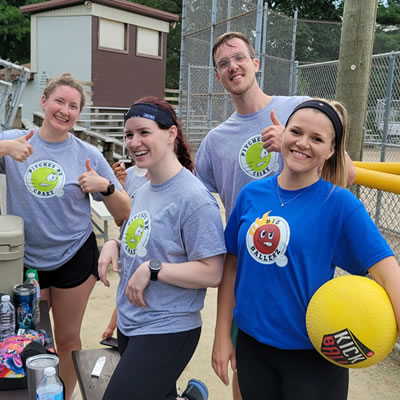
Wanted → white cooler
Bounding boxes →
[0,215,24,296]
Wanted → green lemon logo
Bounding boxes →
[31,167,59,192]
[125,218,145,250]
[246,143,271,173]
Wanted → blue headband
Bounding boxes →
[286,100,343,148]
[124,103,175,126]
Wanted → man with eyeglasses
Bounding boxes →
[195,32,355,400]
[196,32,310,221]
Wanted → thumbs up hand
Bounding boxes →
[85,159,93,172]
[261,110,284,153]
[7,129,34,162]
[78,158,109,193]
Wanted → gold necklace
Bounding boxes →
[276,180,312,207]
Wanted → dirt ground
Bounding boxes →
[74,215,400,399]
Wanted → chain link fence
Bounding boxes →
[180,0,261,149]
[180,0,400,260]
[296,52,400,161]
[359,187,400,263]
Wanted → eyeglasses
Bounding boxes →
[215,53,251,72]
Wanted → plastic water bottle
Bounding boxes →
[36,366,63,400]
[0,295,15,341]
[25,270,40,325]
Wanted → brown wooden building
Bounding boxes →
[19,0,178,118]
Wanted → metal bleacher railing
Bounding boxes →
[0,59,31,131]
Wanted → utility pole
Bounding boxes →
[336,0,378,161]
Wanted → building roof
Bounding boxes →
[20,0,179,23]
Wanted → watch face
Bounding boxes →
[149,259,161,271]
[102,182,115,196]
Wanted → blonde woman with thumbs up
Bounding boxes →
[0,72,130,400]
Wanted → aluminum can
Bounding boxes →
[13,283,35,329]
[26,354,59,400]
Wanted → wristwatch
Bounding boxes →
[101,181,115,196]
[148,259,162,281]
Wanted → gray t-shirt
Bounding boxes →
[0,128,122,269]
[117,168,226,336]
[118,166,148,236]
[125,166,148,196]
[195,95,309,218]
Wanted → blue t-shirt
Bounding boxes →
[225,175,393,350]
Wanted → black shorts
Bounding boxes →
[24,232,100,289]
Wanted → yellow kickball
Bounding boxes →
[306,275,398,368]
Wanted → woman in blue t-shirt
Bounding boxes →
[212,98,400,400]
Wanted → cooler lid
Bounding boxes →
[0,215,24,246]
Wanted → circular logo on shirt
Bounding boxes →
[24,160,65,198]
[246,211,290,267]
[238,135,280,178]
[122,211,150,257]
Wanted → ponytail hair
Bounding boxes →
[131,97,195,173]
[320,99,348,188]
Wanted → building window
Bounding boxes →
[136,27,162,58]
[99,18,128,53]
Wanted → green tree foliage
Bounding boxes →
[263,1,343,64]
[375,0,400,54]
[265,0,342,21]
[266,0,400,62]
[0,0,32,64]
[377,0,400,24]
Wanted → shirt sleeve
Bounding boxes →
[333,203,394,275]
[181,201,226,261]
[195,137,218,193]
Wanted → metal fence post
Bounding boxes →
[227,0,232,31]
[380,52,395,162]
[288,10,298,96]
[186,64,192,140]
[260,2,268,92]
[255,0,263,60]
[254,0,263,87]
[291,60,299,96]
[207,0,217,131]
[178,0,187,121]
[375,52,395,227]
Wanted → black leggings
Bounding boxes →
[102,327,201,400]
[236,329,349,400]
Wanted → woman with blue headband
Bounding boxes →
[211,98,400,399]
[98,97,226,400]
